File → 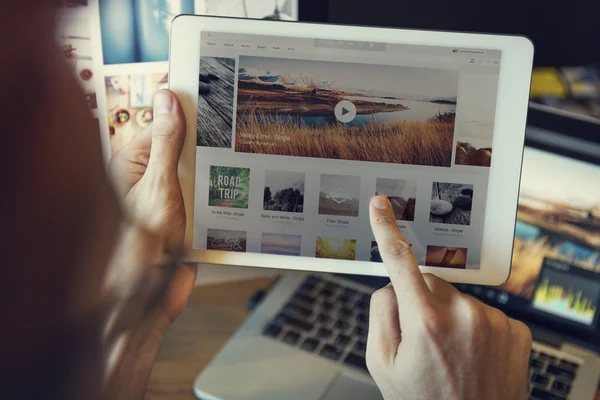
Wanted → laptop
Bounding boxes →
[193,104,600,400]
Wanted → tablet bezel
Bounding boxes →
[169,15,533,285]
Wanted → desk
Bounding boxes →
[145,278,600,400]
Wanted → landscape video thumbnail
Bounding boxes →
[235,57,459,167]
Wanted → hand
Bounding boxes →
[105,90,196,399]
[366,195,532,400]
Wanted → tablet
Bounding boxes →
[169,15,533,285]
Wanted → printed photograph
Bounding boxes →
[375,178,417,221]
[318,174,361,217]
[234,56,458,167]
[208,166,250,209]
[56,9,96,109]
[316,237,357,260]
[454,74,498,167]
[425,246,468,269]
[499,147,600,299]
[197,57,236,147]
[263,170,305,213]
[99,0,194,64]
[429,182,474,225]
[203,0,297,20]
[105,73,168,155]
[261,233,302,256]
[207,229,247,252]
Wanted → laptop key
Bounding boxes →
[282,330,300,345]
[324,282,340,292]
[263,324,282,338]
[300,338,320,352]
[317,313,332,325]
[531,373,549,386]
[355,296,370,309]
[357,312,369,324]
[353,325,368,338]
[334,334,352,347]
[343,352,368,372]
[284,302,312,319]
[354,340,367,352]
[305,275,322,286]
[545,365,575,381]
[550,380,571,395]
[338,307,353,318]
[343,287,359,297]
[529,387,565,400]
[558,360,579,372]
[320,344,342,361]
[321,301,334,311]
[293,293,316,306]
[274,314,313,332]
[317,327,333,339]
[529,358,544,370]
[334,320,351,331]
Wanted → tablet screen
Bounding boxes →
[193,32,501,269]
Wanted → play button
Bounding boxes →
[334,100,357,123]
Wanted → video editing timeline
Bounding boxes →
[194,31,502,267]
[532,258,600,326]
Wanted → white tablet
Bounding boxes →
[169,15,533,285]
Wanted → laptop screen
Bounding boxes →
[496,142,600,329]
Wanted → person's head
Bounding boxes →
[1,3,122,394]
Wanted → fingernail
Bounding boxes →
[154,91,173,115]
[372,195,390,210]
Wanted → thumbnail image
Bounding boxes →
[197,57,236,148]
[203,0,297,20]
[105,73,168,155]
[425,246,468,269]
[208,166,250,209]
[454,74,498,167]
[316,237,357,260]
[261,233,302,256]
[318,174,361,217]
[207,229,247,252]
[57,10,96,109]
[375,178,417,221]
[370,241,382,262]
[263,170,305,213]
[500,147,600,299]
[235,57,458,167]
[429,182,474,225]
[99,0,194,64]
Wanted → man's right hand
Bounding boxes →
[366,195,532,400]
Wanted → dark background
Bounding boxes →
[299,0,599,67]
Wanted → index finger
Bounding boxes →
[369,195,430,308]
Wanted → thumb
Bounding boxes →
[148,89,186,175]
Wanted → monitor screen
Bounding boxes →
[462,137,600,331]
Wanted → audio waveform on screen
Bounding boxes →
[532,278,597,325]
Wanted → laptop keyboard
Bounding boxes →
[262,275,581,399]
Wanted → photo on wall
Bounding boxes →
[197,57,236,148]
[105,73,168,155]
[375,178,417,221]
[235,56,458,167]
[425,246,468,269]
[263,170,305,213]
[316,237,357,260]
[207,228,247,252]
[202,0,297,20]
[57,9,96,109]
[318,174,361,217]
[208,166,250,209]
[429,182,474,225]
[261,233,302,256]
[99,0,194,64]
